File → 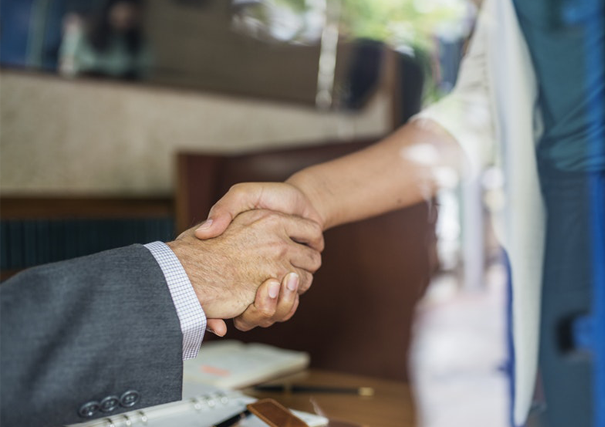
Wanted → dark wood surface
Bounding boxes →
[245,369,417,427]
[177,141,437,381]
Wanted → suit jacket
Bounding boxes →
[416,0,545,424]
[1,245,183,427]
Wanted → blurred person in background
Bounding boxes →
[59,0,152,81]
[197,0,604,426]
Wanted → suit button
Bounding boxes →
[120,390,140,408]
[78,401,100,418]
[100,395,120,412]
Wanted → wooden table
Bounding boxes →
[244,369,417,427]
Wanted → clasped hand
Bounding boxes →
[168,204,322,335]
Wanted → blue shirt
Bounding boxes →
[513,1,604,172]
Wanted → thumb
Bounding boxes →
[194,214,232,240]
[194,183,266,240]
[206,319,228,337]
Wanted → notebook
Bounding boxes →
[183,341,310,389]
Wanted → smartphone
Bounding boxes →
[247,399,309,427]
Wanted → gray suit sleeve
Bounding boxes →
[1,244,184,427]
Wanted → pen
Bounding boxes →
[253,384,375,396]
[212,409,251,427]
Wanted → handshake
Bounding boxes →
[167,182,325,336]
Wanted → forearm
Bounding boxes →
[287,118,462,230]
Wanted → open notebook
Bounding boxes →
[183,340,310,389]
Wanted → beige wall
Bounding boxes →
[0,71,390,196]
[143,0,353,105]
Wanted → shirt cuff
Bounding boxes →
[144,241,206,360]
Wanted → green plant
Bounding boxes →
[339,0,468,50]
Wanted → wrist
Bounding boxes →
[286,172,333,231]
[166,239,215,311]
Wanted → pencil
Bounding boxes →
[253,384,375,396]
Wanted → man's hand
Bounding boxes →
[193,182,324,336]
[194,182,324,242]
[206,272,301,336]
[167,210,322,320]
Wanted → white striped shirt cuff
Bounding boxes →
[144,241,206,360]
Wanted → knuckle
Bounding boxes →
[275,307,292,320]
[233,319,253,332]
[228,183,251,202]
[311,221,323,237]
[298,271,313,293]
[263,211,282,226]
[270,242,289,260]
[277,244,289,259]
[243,209,264,223]
[316,234,326,252]
[229,183,244,193]
[281,312,295,322]
[258,306,276,318]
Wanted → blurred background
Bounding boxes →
[1,0,475,102]
[0,1,513,426]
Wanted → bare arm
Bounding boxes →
[287,119,462,230]
[203,3,492,331]
[197,118,462,238]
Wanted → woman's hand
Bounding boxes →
[194,182,325,245]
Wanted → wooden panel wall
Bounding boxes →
[177,141,438,381]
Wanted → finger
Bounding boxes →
[194,183,271,240]
[194,215,233,241]
[233,310,258,332]
[233,278,281,332]
[273,273,300,320]
[292,268,314,294]
[195,182,322,241]
[281,294,300,322]
[255,278,281,317]
[279,214,325,253]
[289,244,322,274]
[206,319,228,337]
